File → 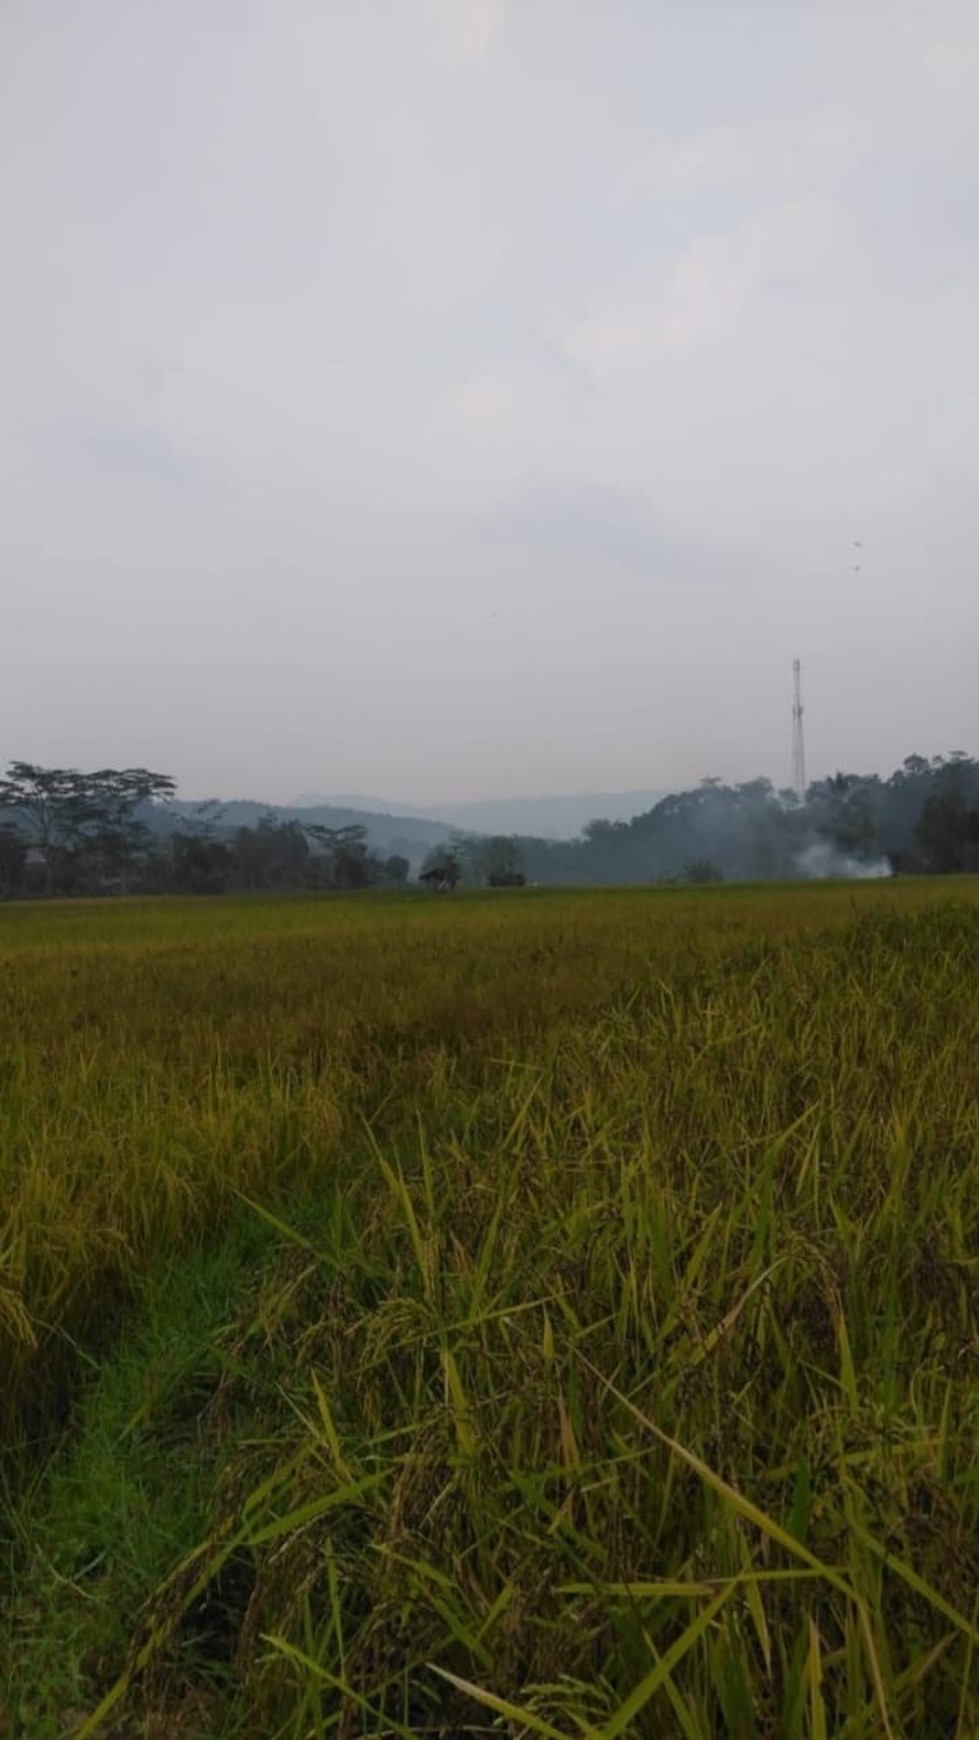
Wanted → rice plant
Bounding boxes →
[3,882,979,1735]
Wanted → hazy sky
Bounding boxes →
[3,1,978,804]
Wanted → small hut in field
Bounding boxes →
[419,858,459,892]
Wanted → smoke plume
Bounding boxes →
[796,843,892,881]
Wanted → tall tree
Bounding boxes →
[300,822,374,889]
[0,762,175,894]
[0,762,80,893]
[0,826,26,897]
[73,767,177,891]
[915,758,979,873]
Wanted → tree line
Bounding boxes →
[1,752,978,899]
[411,754,979,887]
[492,754,979,886]
[0,762,411,898]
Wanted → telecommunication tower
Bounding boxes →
[791,658,806,801]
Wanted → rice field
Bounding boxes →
[3,881,979,1737]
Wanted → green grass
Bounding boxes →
[3,882,979,1735]
[4,1216,275,1738]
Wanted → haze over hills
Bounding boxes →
[292,791,668,841]
[172,798,455,866]
[166,790,672,872]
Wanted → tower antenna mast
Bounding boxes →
[791,658,806,802]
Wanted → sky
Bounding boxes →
[2,0,978,806]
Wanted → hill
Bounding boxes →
[146,798,455,869]
[292,789,668,840]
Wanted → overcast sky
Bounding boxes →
[3,1,978,805]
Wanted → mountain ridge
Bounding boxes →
[291,790,668,840]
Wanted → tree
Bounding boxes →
[807,773,879,860]
[915,760,979,873]
[0,826,26,898]
[155,801,228,894]
[0,763,77,894]
[72,767,177,891]
[0,761,175,894]
[483,835,523,885]
[301,822,374,889]
[419,848,460,891]
[167,831,232,894]
[234,817,310,890]
[449,832,526,887]
[384,854,410,886]
[682,859,723,884]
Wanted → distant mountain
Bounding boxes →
[293,794,422,819]
[293,790,668,841]
[152,798,454,869]
[150,789,670,871]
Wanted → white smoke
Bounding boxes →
[796,842,892,881]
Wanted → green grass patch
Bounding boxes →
[2,1213,282,1735]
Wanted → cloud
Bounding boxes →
[565,199,836,377]
[478,478,714,578]
[441,361,525,428]
[426,0,504,64]
[899,12,979,91]
[53,416,204,488]
[626,125,752,198]
[2,0,978,799]
[380,107,509,300]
